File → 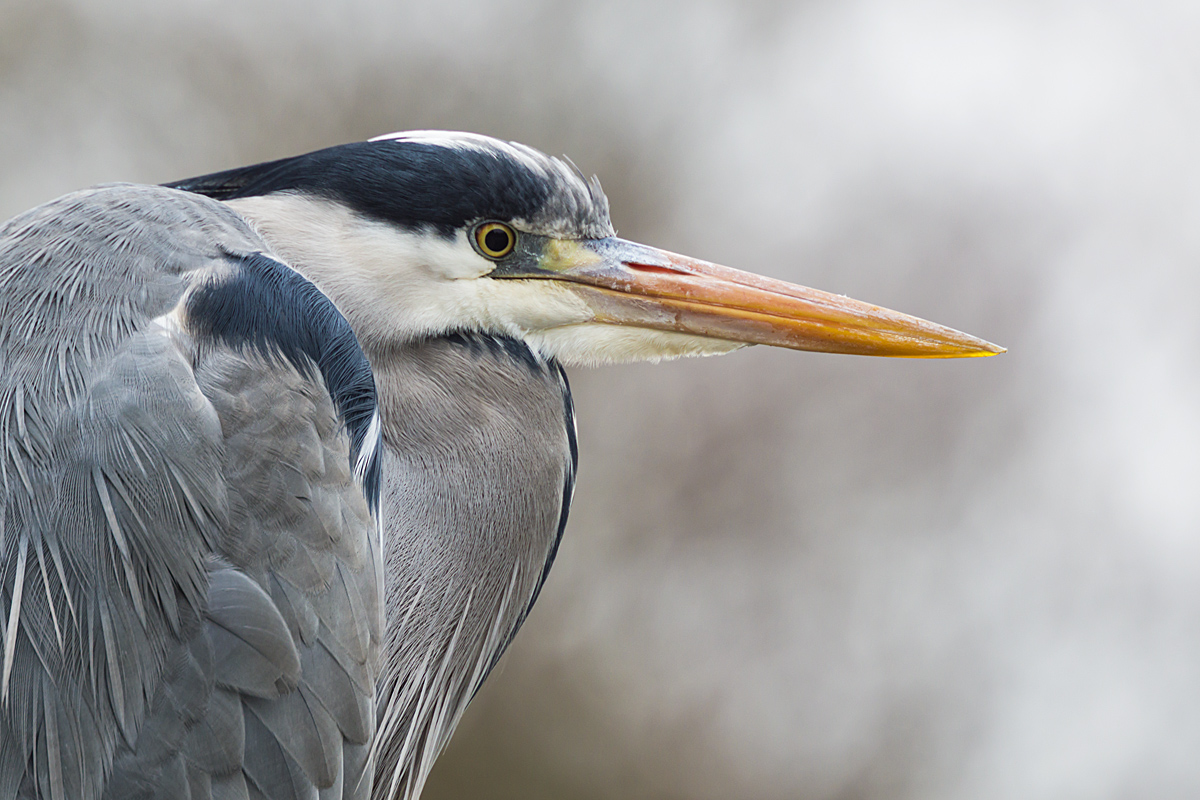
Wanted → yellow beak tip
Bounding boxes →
[980,342,1007,356]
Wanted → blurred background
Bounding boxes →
[3,1,1198,797]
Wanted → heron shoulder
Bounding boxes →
[0,183,384,800]
[185,250,382,511]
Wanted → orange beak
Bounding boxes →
[527,237,1004,358]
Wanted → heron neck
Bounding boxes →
[360,334,576,796]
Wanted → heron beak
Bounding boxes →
[527,237,1004,358]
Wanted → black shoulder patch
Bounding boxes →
[187,252,381,511]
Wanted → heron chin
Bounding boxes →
[0,131,1002,800]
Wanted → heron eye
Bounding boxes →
[474,222,516,259]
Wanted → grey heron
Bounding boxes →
[0,131,1002,800]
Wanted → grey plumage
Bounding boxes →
[0,141,585,800]
[0,179,575,800]
[368,335,573,800]
[0,185,382,800]
[0,131,1001,800]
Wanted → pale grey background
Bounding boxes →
[3,1,1197,798]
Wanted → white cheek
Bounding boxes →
[225,195,497,340]
[428,230,493,280]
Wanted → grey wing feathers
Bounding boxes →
[187,348,381,800]
[0,185,382,800]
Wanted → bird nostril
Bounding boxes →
[624,262,690,277]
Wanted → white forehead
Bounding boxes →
[368,130,547,172]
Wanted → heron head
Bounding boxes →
[170,131,1003,365]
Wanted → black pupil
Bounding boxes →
[484,228,510,254]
